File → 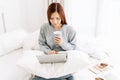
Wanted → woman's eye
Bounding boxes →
[50,18,54,20]
[50,17,60,20]
[56,18,60,20]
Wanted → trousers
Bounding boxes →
[32,74,74,80]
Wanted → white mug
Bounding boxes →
[53,31,62,38]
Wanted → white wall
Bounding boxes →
[96,0,120,56]
[0,0,22,32]
[23,0,48,32]
[65,0,97,38]
[0,0,47,33]
[0,12,4,34]
[96,0,120,37]
[0,0,98,35]
[0,2,4,34]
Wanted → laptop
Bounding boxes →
[36,52,68,64]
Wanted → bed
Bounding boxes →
[0,49,32,80]
[0,22,108,80]
[0,28,32,80]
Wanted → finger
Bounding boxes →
[56,37,61,39]
[53,52,56,54]
[55,37,61,40]
[54,39,60,43]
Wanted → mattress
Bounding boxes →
[0,48,32,80]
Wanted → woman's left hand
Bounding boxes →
[54,37,63,45]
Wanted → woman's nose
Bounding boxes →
[53,19,57,23]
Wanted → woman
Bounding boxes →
[32,2,88,80]
[39,3,76,54]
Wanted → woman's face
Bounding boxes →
[50,12,61,28]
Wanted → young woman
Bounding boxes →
[39,3,76,55]
[32,2,88,80]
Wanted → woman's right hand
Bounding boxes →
[48,50,57,54]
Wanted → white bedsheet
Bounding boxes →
[0,49,31,80]
[17,50,90,79]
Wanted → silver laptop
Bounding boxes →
[36,53,68,64]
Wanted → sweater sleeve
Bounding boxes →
[39,25,51,54]
[60,28,77,50]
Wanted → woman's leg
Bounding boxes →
[32,76,46,80]
[58,74,74,80]
[47,78,64,80]
[66,75,74,80]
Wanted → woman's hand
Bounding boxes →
[48,50,57,54]
[54,37,63,45]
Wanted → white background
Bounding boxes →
[0,0,120,61]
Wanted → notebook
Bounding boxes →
[88,63,113,74]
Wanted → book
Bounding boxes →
[88,63,113,74]
[95,77,104,80]
[94,73,120,80]
[36,53,68,64]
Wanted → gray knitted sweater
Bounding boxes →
[39,23,77,54]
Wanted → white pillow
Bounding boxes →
[23,30,40,50]
[76,34,108,60]
[0,46,4,56]
[17,50,89,79]
[0,29,28,56]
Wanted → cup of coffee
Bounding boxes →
[53,31,62,38]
